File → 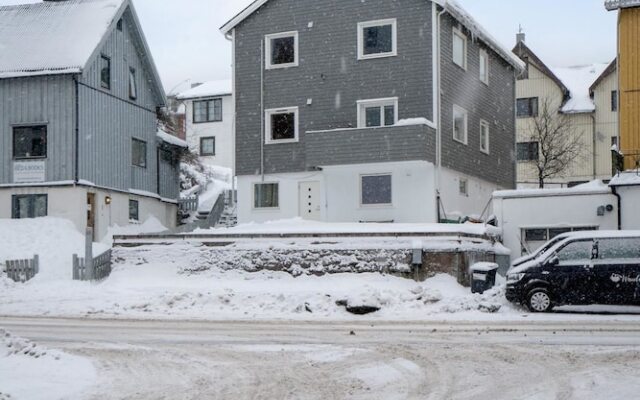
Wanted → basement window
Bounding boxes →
[265,31,298,69]
[361,174,392,206]
[129,199,139,221]
[254,183,279,209]
[358,19,397,60]
[12,194,47,219]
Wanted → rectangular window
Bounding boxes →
[361,174,392,206]
[452,29,467,69]
[357,98,398,128]
[193,98,222,123]
[612,90,618,112]
[200,137,215,156]
[265,31,298,69]
[131,138,147,168]
[517,97,539,118]
[358,19,397,60]
[517,142,539,161]
[612,136,619,148]
[117,18,123,32]
[480,120,490,154]
[13,125,47,159]
[524,228,548,242]
[129,67,137,100]
[254,183,279,209]
[100,55,111,90]
[265,107,299,144]
[479,49,489,84]
[128,199,139,221]
[11,194,47,219]
[453,105,468,144]
[459,178,468,196]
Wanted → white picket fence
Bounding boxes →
[4,255,39,283]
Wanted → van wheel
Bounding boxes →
[527,288,553,313]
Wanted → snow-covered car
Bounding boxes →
[506,231,640,312]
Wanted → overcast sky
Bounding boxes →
[0,0,618,94]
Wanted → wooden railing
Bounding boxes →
[73,250,112,281]
[4,255,39,283]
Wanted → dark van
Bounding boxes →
[506,232,640,312]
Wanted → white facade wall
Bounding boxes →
[438,168,506,220]
[183,94,234,170]
[615,186,640,230]
[493,191,619,259]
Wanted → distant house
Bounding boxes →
[0,0,185,240]
[221,0,524,224]
[176,80,234,171]
[513,33,618,187]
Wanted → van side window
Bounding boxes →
[556,240,592,264]
[596,238,640,260]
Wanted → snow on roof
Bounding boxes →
[0,0,124,79]
[609,171,640,186]
[157,129,188,148]
[493,180,612,199]
[605,0,640,10]
[220,0,524,72]
[551,63,610,113]
[176,80,232,100]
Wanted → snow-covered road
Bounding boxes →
[3,317,640,399]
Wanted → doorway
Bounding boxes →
[87,193,96,240]
[298,181,321,221]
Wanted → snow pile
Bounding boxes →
[0,329,96,400]
[396,118,437,129]
[0,218,109,281]
[105,217,167,242]
[176,79,232,100]
[551,64,610,113]
[180,160,232,217]
[157,128,188,148]
[494,180,611,199]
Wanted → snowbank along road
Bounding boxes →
[2,317,640,400]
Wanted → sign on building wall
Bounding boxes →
[13,161,46,183]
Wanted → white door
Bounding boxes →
[299,181,321,221]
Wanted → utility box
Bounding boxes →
[470,262,499,294]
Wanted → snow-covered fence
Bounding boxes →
[178,195,199,213]
[4,255,39,283]
[72,250,112,281]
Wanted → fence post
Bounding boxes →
[33,254,39,275]
[72,254,78,280]
[85,227,94,281]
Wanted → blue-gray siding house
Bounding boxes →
[221,0,524,224]
[0,0,184,239]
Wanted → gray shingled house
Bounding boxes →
[221,0,524,224]
[0,0,184,240]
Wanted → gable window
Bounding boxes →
[254,183,279,209]
[128,199,139,221]
[459,178,468,196]
[612,90,618,112]
[517,97,539,118]
[131,138,147,168]
[129,67,137,100]
[265,31,298,69]
[452,28,467,69]
[357,98,398,128]
[200,137,215,156]
[479,49,489,84]
[117,18,123,32]
[265,107,299,144]
[480,120,490,154]
[193,98,222,123]
[517,141,539,161]
[361,174,392,206]
[100,55,111,90]
[13,125,47,159]
[358,19,397,60]
[453,105,468,144]
[12,194,47,219]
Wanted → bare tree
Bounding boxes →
[522,98,584,188]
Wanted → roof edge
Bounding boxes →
[589,58,617,94]
[513,41,570,97]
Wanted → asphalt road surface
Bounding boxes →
[3,317,640,400]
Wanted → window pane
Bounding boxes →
[453,33,465,67]
[525,229,547,242]
[12,195,47,219]
[365,107,381,127]
[129,68,137,100]
[100,56,110,89]
[132,139,146,167]
[384,105,395,126]
[271,36,295,65]
[361,175,392,205]
[517,142,538,161]
[612,90,618,112]
[129,200,139,221]
[254,183,279,208]
[211,99,223,121]
[363,24,393,55]
[479,52,488,82]
[13,126,47,159]
[549,228,571,239]
[480,123,489,151]
[597,238,640,260]
[271,112,295,140]
[201,138,215,155]
[33,195,47,218]
[557,240,592,263]
[453,109,466,142]
[194,101,207,123]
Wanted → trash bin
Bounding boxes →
[470,262,499,294]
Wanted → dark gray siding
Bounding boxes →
[306,125,435,167]
[0,75,76,184]
[439,14,516,189]
[78,7,164,195]
[158,148,180,200]
[235,0,434,176]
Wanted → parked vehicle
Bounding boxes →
[506,231,640,312]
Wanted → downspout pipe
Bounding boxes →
[433,3,447,222]
[611,185,622,230]
[73,75,80,184]
[591,114,597,180]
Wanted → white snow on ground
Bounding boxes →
[105,217,167,243]
[180,162,232,215]
[0,329,95,400]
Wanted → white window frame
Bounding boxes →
[265,106,299,144]
[360,173,393,207]
[479,119,490,154]
[479,49,489,85]
[452,28,467,70]
[357,18,398,60]
[356,97,399,128]
[252,182,280,210]
[452,104,468,145]
[265,31,299,70]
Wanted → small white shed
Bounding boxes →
[610,171,640,230]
